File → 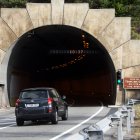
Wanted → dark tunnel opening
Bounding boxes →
[7,25,116,106]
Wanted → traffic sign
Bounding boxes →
[123,78,140,89]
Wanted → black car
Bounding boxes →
[15,87,68,126]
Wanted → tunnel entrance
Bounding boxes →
[7,25,116,106]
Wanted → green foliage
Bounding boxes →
[132,30,140,40]
[114,2,128,16]
[100,0,112,8]
[0,0,27,8]
[0,0,51,7]
[132,17,140,39]
[28,0,50,3]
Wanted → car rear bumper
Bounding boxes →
[15,107,53,120]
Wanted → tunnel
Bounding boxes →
[7,25,116,106]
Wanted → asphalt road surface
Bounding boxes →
[0,106,115,140]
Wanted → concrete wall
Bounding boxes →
[0,0,139,107]
[9,73,31,106]
[122,40,140,100]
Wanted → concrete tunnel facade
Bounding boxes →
[0,0,140,107]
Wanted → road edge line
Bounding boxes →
[50,104,104,140]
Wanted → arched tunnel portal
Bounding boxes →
[7,25,116,106]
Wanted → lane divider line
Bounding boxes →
[0,122,16,125]
[0,123,16,130]
[50,105,104,140]
[0,117,15,120]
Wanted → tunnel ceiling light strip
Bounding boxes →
[46,32,90,71]
[36,31,91,73]
[36,54,86,72]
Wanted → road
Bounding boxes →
[0,106,115,140]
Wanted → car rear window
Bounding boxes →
[20,90,48,99]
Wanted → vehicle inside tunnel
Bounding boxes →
[7,25,116,106]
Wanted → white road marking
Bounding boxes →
[0,122,15,124]
[0,123,16,130]
[50,105,104,140]
[0,109,11,112]
[0,116,16,130]
[0,117,15,120]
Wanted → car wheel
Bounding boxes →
[16,118,24,126]
[51,109,58,124]
[62,107,68,120]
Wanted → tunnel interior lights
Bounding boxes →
[82,33,89,49]
[34,29,93,73]
[36,54,86,72]
[34,33,91,73]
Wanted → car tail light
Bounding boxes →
[15,99,20,107]
[48,98,53,105]
[48,98,53,112]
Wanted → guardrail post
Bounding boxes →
[80,125,104,140]
[117,117,123,140]
[126,109,131,133]
[130,109,135,123]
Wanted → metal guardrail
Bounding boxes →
[64,99,140,140]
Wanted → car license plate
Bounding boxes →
[25,104,39,107]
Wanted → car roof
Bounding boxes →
[21,87,55,92]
